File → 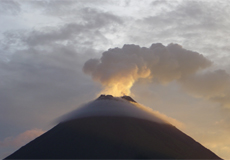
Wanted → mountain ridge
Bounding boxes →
[5,95,222,159]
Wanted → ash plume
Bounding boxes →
[83,43,230,108]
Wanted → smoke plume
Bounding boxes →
[83,43,230,108]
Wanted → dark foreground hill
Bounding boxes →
[5,95,222,159]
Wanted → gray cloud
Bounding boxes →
[143,1,228,33]
[126,0,230,63]
[0,14,110,136]
[0,6,123,134]
[1,7,123,51]
[0,40,101,159]
[0,48,100,137]
[181,70,230,98]
[181,69,230,108]
[28,0,112,17]
[151,0,167,6]
[0,0,21,15]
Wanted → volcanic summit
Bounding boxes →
[5,95,222,159]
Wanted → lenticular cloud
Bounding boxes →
[59,95,184,128]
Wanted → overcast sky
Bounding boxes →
[1,0,230,159]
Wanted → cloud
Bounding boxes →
[83,43,211,96]
[59,97,184,129]
[0,45,100,133]
[0,129,44,148]
[28,0,112,17]
[181,69,230,108]
[0,5,123,139]
[0,0,21,15]
[0,7,123,53]
[22,9,122,47]
[134,103,184,129]
[125,0,230,63]
[151,0,168,6]
[0,0,229,159]
[0,20,104,132]
[0,5,123,127]
[83,43,230,108]
[142,1,227,33]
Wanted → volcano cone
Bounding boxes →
[5,95,222,159]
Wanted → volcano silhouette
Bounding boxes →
[5,95,222,159]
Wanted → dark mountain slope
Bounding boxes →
[5,116,221,159]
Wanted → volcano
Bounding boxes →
[5,95,222,159]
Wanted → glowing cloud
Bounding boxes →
[84,43,230,108]
[83,43,211,96]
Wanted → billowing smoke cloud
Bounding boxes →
[83,43,211,94]
[83,43,230,108]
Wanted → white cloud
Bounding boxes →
[59,96,184,129]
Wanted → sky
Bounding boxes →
[0,0,230,159]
